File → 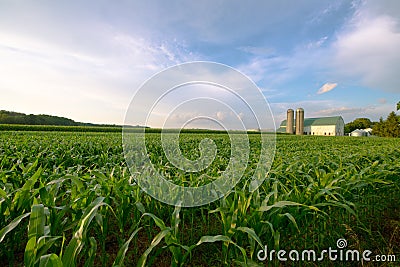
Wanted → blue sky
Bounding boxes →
[1,0,399,129]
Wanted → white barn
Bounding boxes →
[277,116,345,136]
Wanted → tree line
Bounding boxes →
[372,111,400,137]
[0,110,119,127]
[345,101,400,137]
[372,101,400,137]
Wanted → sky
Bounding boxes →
[1,0,400,129]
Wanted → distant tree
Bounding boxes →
[344,122,353,133]
[372,112,400,137]
[0,109,124,127]
[372,117,384,136]
[385,111,400,137]
[353,118,372,129]
[0,110,78,126]
[397,101,400,111]
[344,118,372,133]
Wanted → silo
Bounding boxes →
[295,108,304,135]
[286,109,294,134]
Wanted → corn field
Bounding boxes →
[0,131,399,266]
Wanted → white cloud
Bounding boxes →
[0,27,199,124]
[236,112,244,120]
[317,106,363,116]
[1,0,398,126]
[236,36,333,91]
[332,3,400,93]
[237,46,275,56]
[316,105,393,121]
[378,98,387,104]
[317,83,338,94]
[306,36,328,49]
[216,111,226,121]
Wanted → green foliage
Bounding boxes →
[0,110,123,128]
[344,118,372,133]
[0,110,79,126]
[0,131,399,265]
[25,203,62,267]
[372,111,400,137]
[0,124,123,132]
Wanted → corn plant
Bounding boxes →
[0,131,399,265]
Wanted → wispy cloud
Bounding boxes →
[317,106,363,116]
[0,1,398,126]
[237,46,275,56]
[317,83,338,94]
[378,98,387,104]
[0,28,199,124]
[306,36,328,49]
[332,2,400,93]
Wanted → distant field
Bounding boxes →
[0,124,271,134]
[0,124,123,132]
[0,131,399,266]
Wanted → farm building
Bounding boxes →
[277,109,345,136]
[350,128,372,137]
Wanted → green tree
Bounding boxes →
[353,118,372,129]
[385,111,400,137]
[372,117,384,136]
[372,112,400,137]
[397,101,400,111]
[344,118,372,133]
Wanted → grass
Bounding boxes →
[0,131,399,266]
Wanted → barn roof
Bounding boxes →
[279,116,343,127]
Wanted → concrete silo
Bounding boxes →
[286,109,294,134]
[295,108,304,135]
